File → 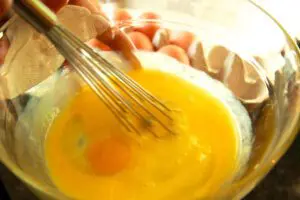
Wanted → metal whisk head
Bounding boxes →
[13,0,176,137]
[49,26,175,136]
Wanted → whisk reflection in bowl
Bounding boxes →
[13,0,176,137]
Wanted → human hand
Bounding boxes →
[0,0,12,19]
[0,0,138,68]
[0,0,104,18]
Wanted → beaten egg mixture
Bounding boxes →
[45,67,239,200]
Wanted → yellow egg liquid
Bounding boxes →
[45,69,238,200]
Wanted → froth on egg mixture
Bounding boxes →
[45,50,252,200]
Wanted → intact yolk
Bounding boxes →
[86,137,131,176]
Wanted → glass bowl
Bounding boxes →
[0,0,299,199]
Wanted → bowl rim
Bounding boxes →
[0,1,299,199]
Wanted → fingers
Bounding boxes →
[86,38,111,51]
[69,0,101,14]
[41,0,69,13]
[0,0,12,19]
[0,35,10,65]
[0,0,140,70]
[0,0,104,64]
[0,0,70,66]
[98,29,142,70]
[114,31,142,70]
[33,0,102,14]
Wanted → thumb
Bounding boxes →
[0,35,10,65]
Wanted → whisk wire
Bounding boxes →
[47,26,176,136]
[12,0,176,136]
[48,28,137,132]
[57,26,173,122]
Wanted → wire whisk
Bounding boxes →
[13,0,176,137]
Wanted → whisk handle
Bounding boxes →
[13,0,57,33]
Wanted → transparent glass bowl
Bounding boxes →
[0,0,299,199]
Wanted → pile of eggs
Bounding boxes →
[86,8,279,104]
[89,9,194,66]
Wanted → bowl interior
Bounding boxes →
[0,3,299,199]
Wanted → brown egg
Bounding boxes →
[139,12,160,20]
[127,31,153,51]
[158,45,190,65]
[113,9,132,21]
[137,12,161,39]
[0,35,10,65]
[170,31,195,52]
[86,38,111,51]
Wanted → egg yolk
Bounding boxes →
[86,137,130,175]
